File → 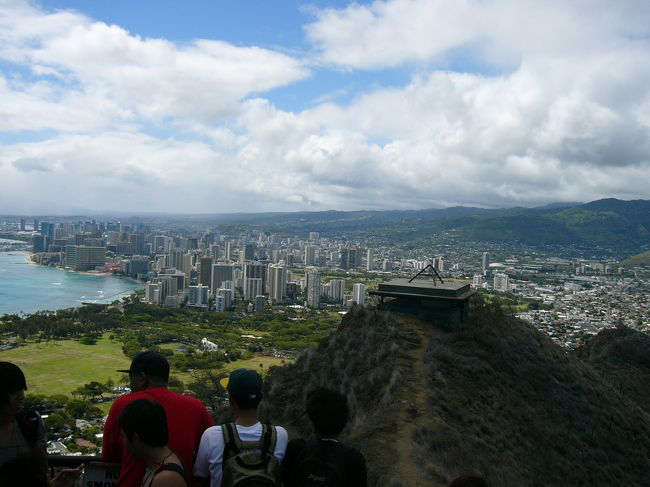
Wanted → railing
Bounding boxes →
[48,455,120,487]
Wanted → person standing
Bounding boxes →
[0,361,46,467]
[118,399,188,487]
[193,368,288,487]
[281,387,367,487]
[103,352,213,487]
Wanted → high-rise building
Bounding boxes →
[268,264,287,302]
[482,252,490,274]
[352,283,366,305]
[304,245,316,266]
[181,253,194,278]
[255,295,265,312]
[306,271,320,308]
[127,256,150,278]
[243,244,256,261]
[366,248,375,271]
[211,264,234,295]
[188,285,210,306]
[225,241,234,261]
[309,232,320,241]
[168,250,184,270]
[434,256,445,272]
[382,259,393,272]
[340,248,361,269]
[33,219,39,233]
[328,279,345,303]
[244,262,267,294]
[40,222,55,238]
[244,278,263,300]
[65,245,106,271]
[216,287,233,310]
[199,257,213,287]
[493,273,509,292]
[472,274,484,287]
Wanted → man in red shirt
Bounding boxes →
[103,351,213,487]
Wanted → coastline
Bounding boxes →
[13,249,142,285]
[0,251,143,316]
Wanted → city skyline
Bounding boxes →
[1,0,650,214]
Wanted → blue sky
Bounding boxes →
[1,0,649,214]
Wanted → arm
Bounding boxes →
[193,427,219,487]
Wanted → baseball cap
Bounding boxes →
[227,368,263,402]
[117,351,170,380]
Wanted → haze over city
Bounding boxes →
[1,0,649,214]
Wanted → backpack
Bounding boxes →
[289,440,349,487]
[15,409,41,447]
[221,422,281,487]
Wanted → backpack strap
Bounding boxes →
[260,424,277,458]
[222,423,277,462]
[222,423,242,462]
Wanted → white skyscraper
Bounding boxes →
[366,248,375,271]
[493,273,509,292]
[268,264,288,302]
[352,283,366,305]
[306,271,320,308]
[244,277,263,300]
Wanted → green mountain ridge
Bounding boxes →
[261,301,650,486]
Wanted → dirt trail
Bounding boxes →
[390,315,440,486]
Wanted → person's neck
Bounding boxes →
[143,446,173,467]
[234,410,259,427]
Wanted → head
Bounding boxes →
[306,388,349,438]
[227,368,263,411]
[118,351,170,392]
[118,399,168,459]
[448,475,488,487]
[0,362,27,417]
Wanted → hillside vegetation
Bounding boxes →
[261,300,650,486]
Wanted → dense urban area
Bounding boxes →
[0,212,648,460]
[1,214,648,352]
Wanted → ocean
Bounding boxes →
[0,246,142,316]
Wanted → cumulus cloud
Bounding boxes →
[0,0,309,128]
[1,0,649,213]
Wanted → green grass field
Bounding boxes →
[0,334,131,397]
[0,336,291,402]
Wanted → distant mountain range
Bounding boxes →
[201,198,649,255]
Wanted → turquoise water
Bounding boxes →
[0,251,142,316]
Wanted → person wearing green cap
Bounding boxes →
[193,368,288,487]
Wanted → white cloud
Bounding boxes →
[306,0,650,70]
[0,0,649,213]
[0,0,309,129]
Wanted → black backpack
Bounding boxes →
[15,409,41,447]
[221,423,281,487]
[288,439,349,487]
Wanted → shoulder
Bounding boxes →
[343,446,366,467]
[199,425,224,447]
[152,465,187,487]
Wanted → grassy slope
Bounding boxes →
[0,334,130,396]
